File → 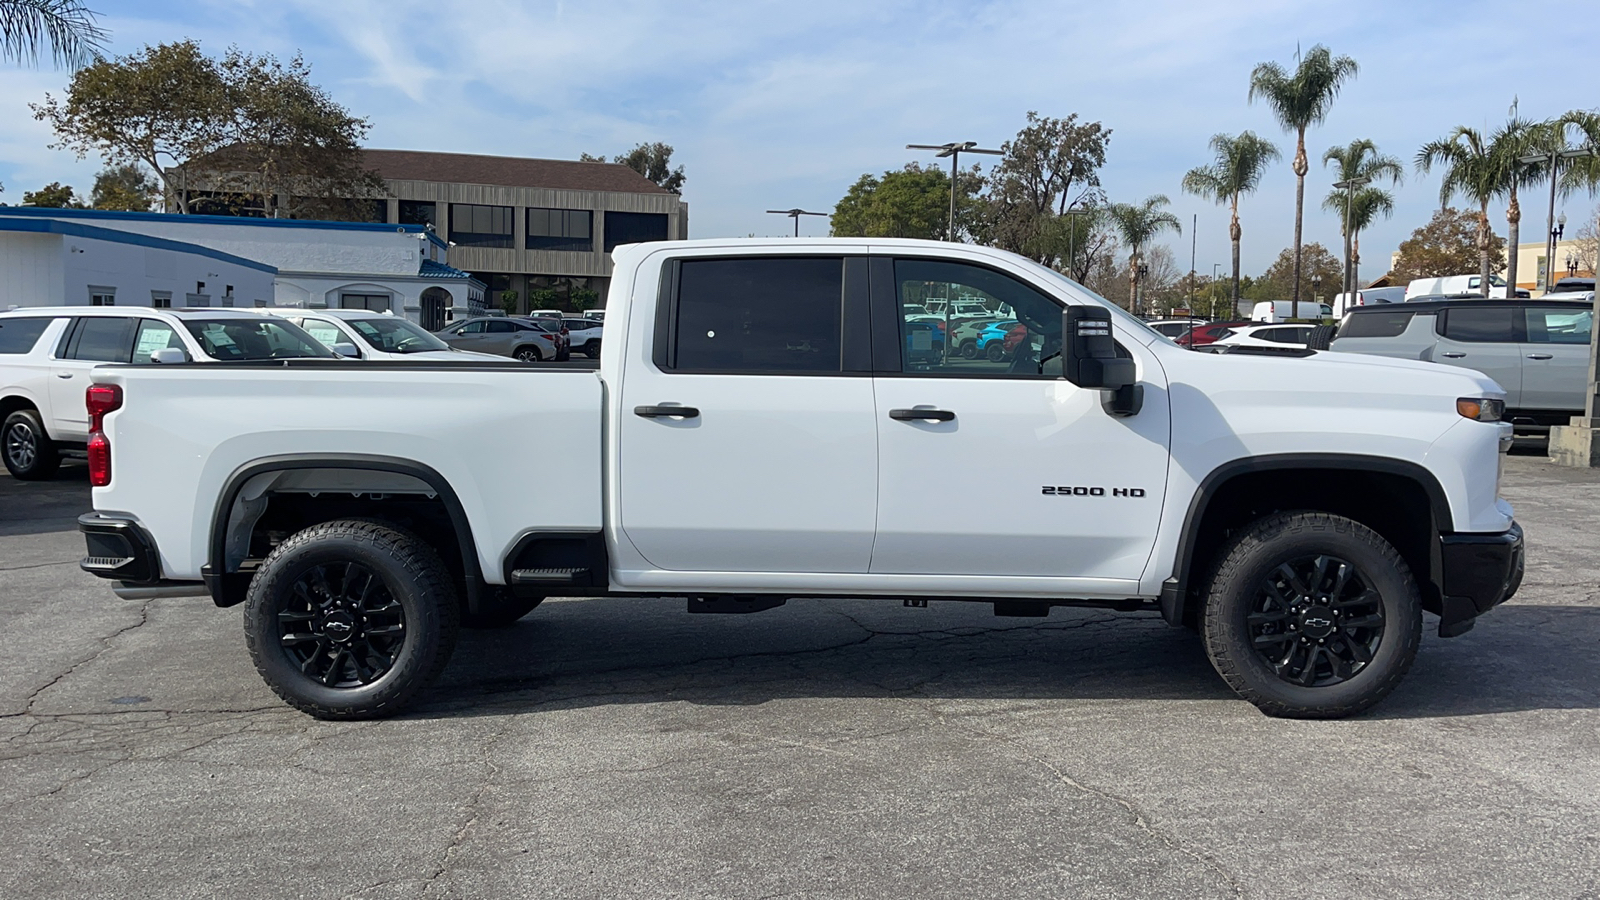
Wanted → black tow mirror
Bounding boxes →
[1062,306,1134,390]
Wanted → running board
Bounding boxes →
[510,567,590,585]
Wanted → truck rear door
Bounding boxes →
[1431,306,1522,406]
[617,255,879,573]
[1518,305,1592,412]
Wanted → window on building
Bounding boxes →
[399,201,437,229]
[450,204,514,248]
[527,208,593,252]
[89,286,116,306]
[604,212,669,252]
[340,294,391,313]
[150,291,173,308]
[669,257,843,373]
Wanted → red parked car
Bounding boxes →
[1175,320,1250,349]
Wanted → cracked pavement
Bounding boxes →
[1,448,1598,899]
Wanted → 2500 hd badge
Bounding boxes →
[1041,486,1147,497]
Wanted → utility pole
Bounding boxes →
[907,141,1003,240]
[1189,213,1197,309]
[765,208,828,237]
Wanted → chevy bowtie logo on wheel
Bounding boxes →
[1041,486,1147,497]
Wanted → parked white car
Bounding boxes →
[257,309,504,362]
[1405,274,1517,300]
[560,317,605,359]
[1209,323,1314,352]
[1145,318,1210,340]
[1,306,335,479]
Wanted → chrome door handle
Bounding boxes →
[55,372,74,379]
[1526,353,1553,360]
[1440,352,1466,358]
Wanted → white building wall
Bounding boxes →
[0,231,272,310]
[0,233,65,309]
[78,217,433,277]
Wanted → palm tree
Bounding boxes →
[0,0,106,68]
[1417,127,1499,296]
[1321,139,1403,298]
[1107,195,1182,311]
[1514,112,1600,291]
[1248,45,1359,307]
[1181,131,1280,303]
[1487,116,1540,295]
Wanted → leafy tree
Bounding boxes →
[570,287,600,312]
[35,41,382,218]
[33,40,229,214]
[1248,44,1359,307]
[830,162,976,240]
[1321,139,1403,297]
[1181,130,1280,302]
[1506,112,1600,291]
[980,111,1111,269]
[90,163,160,211]
[498,290,519,315]
[0,0,105,69]
[585,142,685,194]
[1417,127,1501,295]
[1256,241,1341,309]
[1390,207,1506,286]
[1106,195,1181,310]
[22,181,85,207]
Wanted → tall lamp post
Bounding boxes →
[907,141,1003,240]
[1311,273,1322,312]
[765,208,828,237]
[1519,146,1596,293]
[1333,175,1370,307]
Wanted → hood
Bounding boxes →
[1164,343,1506,399]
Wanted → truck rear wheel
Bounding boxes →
[1201,511,1421,719]
[3,409,61,480]
[242,519,460,719]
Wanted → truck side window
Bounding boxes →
[1441,307,1514,343]
[672,257,843,373]
[1523,307,1592,344]
[67,316,136,363]
[891,258,1062,377]
[130,320,184,364]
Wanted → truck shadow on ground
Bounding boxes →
[415,598,1600,721]
[0,464,91,539]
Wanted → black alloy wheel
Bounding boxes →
[985,342,1005,362]
[584,340,602,359]
[959,340,978,359]
[276,560,407,688]
[1202,511,1421,719]
[2,409,61,480]
[1246,555,1384,688]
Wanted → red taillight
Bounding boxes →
[85,384,122,487]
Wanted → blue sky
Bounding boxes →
[2,0,1594,276]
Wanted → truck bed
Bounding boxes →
[90,360,604,582]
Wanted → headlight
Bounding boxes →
[1457,397,1506,422]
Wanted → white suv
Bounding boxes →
[257,309,504,361]
[1,307,333,479]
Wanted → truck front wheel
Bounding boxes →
[1201,511,1421,719]
[243,519,460,719]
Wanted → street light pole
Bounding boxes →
[1333,176,1370,312]
[1519,146,1596,294]
[765,208,828,237]
[908,141,1003,240]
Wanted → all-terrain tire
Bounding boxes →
[1201,511,1422,719]
[3,409,61,480]
[243,519,460,719]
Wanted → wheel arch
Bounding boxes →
[0,393,43,424]
[206,454,484,612]
[1161,454,1452,628]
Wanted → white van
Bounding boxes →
[1241,300,1333,322]
[1404,274,1514,299]
[1332,287,1406,316]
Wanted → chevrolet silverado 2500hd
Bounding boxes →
[78,238,1525,720]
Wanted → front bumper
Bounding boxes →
[1436,521,1525,637]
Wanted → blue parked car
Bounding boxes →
[974,321,1023,361]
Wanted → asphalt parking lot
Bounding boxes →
[2,448,1597,900]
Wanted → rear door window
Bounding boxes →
[1339,311,1415,338]
[1523,307,1592,344]
[669,257,843,373]
[1440,307,1515,343]
[486,320,515,334]
[0,317,54,354]
[66,316,135,362]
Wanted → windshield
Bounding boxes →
[1036,267,1164,341]
[348,317,451,354]
[182,318,336,361]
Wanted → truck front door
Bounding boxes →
[1431,306,1522,407]
[869,257,1171,581]
[617,255,879,573]
[1519,305,1593,413]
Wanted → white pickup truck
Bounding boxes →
[78,239,1524,721]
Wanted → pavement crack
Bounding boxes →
[421,721,514,897]
[0,559,78,572]
[1,598,155,719]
